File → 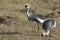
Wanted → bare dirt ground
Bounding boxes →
[0,0,60,40]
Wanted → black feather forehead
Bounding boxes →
[25,5,28,8]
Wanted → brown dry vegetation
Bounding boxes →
[0,0,60,40]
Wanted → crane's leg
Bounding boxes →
[28,19,31,25]
[37,23,40,30]
[36,22,40,35]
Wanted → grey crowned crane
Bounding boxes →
[25,4,56,36]
[25,4,47,24]
[25,4,47,30]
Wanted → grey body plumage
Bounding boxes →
[42,20,54,31]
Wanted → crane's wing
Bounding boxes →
[33,14,47,20]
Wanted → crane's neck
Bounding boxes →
[36,17,47,24]
[26,8,31,17]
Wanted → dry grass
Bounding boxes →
[0,0,60,40]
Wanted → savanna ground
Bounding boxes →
[0,0,60,40]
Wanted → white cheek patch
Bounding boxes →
[27,7,29,8]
